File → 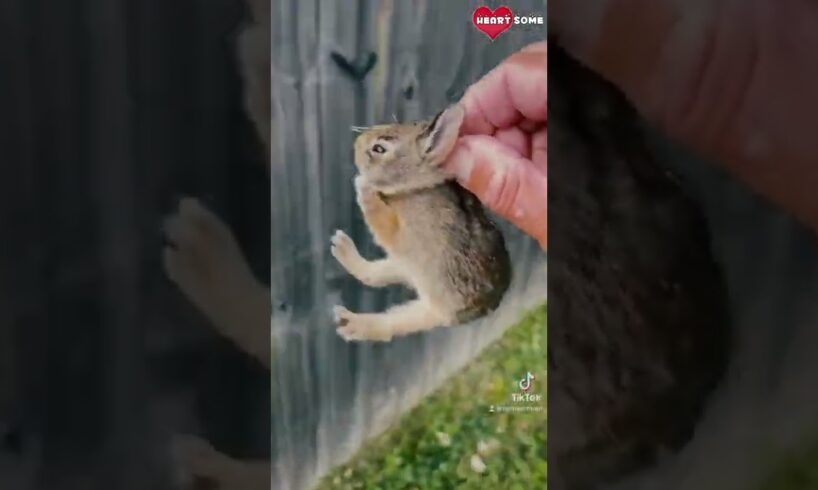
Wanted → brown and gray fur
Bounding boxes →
[548,44,731,489]
[330,105,512,342]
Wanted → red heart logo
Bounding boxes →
[472,6,514,41]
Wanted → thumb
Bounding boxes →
[444,135,547,249]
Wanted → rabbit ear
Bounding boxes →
[419,105,465,163]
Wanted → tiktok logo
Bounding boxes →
[518,371,535,392]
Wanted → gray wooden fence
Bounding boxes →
[267,1,545,488]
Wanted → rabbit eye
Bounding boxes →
[371,144,387,154]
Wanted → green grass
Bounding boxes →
[315,305,547,490]
[759,437,818,490]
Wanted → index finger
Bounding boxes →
[459,42,547,136]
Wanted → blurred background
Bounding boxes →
[0,0,271,488]
[612,131,818,490]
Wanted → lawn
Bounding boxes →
[759,437,818,490]
[314,305,547,490]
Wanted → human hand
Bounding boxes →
[442,42,547,250]
[551,0,818,235]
